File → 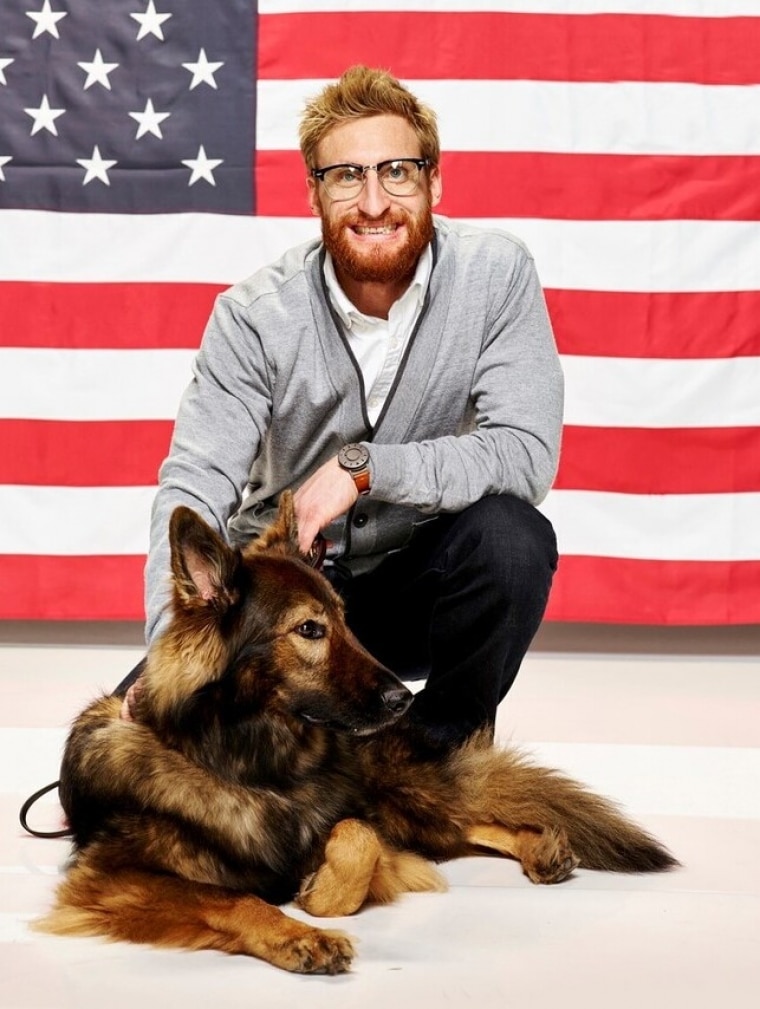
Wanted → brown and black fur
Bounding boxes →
[36,493,678,973]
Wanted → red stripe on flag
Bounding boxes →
[0,420,173,486]
[4,282,758,360]
[546,289,760,359]
[4,555,759,624]
[5,421,759,496]
[0,555,145,620]
[0,283,222,349]
[546,556,760,624]
[258,12,760,84]
[257,150,760,223]
[556,427,760,494]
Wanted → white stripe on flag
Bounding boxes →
[256,79,760,155]
[3,212,760,292]
[4,349,759,427]
[3,485,759,560]
[258,1,760,18]
[540,489,760,561]
[0,349,195,421]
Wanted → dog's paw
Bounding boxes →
[276,927,355,974]
[523,827,580,885]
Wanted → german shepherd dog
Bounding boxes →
[36,493,678,973]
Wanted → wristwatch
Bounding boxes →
[337,443,371,496]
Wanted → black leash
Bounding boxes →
[18,656,147,840]
[19,780,70,838]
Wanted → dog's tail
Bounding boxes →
[455,740,678,874]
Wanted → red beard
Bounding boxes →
[322,206,434,284]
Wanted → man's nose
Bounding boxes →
[356,170,391,217]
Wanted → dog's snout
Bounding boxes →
[382,686,413,715]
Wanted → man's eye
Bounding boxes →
[338,168,361,183]
[295,620,326,640]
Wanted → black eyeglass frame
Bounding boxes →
[310,158,430,197]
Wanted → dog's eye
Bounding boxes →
[294,620,326,640]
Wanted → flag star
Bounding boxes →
[130,1,172,42]
[26,0,68,40]
[76,146,117,186]
[0,156,12,182]
[182,49,224,90]
[0,57,14,86]
[182,145,223,186]
[24,94,66,136]
[129,98,171,139]
[78,49,119,90]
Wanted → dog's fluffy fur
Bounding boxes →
[36,494,678,973]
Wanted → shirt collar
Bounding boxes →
[323,243,433,328]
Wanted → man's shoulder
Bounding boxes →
[434,215,533,264]
[220,234,323,311]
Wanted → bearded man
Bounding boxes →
[137,65,564,749]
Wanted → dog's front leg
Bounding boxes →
[297,819,445,917]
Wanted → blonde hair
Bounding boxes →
[299,65,440,168]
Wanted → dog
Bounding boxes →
[35,492,678,973]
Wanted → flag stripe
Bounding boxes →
[5,214,760,292]
[555,427,760,494]
[0,421,173,487]
[5,282,760,359]
[0,555,147,622]
[258,150,760,221]
[545,289,760,359]
[4,349,759,428]
[258,12,760,85]
[4,486,759,560]
[0,283,222,350]
[6,421,760,495]
[546,556,760,624]
[4,553,758,624]
[257,79,760,155]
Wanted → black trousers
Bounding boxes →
[115,495,558,748]
[329,494,558,746]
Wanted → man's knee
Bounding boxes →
[450,495,558,581]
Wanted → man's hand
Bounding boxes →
[292,456,359,554]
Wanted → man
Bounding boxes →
[139,65,563,748]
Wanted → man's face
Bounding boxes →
[307,114,442,285]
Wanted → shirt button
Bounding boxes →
[353,513,368,528]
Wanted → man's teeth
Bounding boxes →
[355,225,396,235]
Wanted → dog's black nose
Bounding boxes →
[381,686,413,715]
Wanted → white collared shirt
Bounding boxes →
[323,244,432,425]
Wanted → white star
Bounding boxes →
[182,49,224,90]
[0,57,14,86]
[76,146,117,186]
[182,145,223,187]
[78,49,119,90]
[130,1,172,42]
[129,98,171,139]
[24,94,66,136]
[0,156,12,182]
[26,0,68,40]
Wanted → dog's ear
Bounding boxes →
[169,506,239,613]
[246,490,302,559]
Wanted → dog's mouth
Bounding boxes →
[297,710,401,736]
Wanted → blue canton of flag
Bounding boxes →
[0,0,257,213]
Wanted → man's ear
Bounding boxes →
[307,174,322,217]
[245,490,302,560]
[169,507,239,613]
[428,163,443,209]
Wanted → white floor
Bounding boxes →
[1,623,759,1009]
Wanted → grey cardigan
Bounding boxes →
[145,216,564,641]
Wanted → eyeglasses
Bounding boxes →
[311,158,429,201]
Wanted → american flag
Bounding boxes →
[1,0,759,625]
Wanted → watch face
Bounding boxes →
[339,444,369,471]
